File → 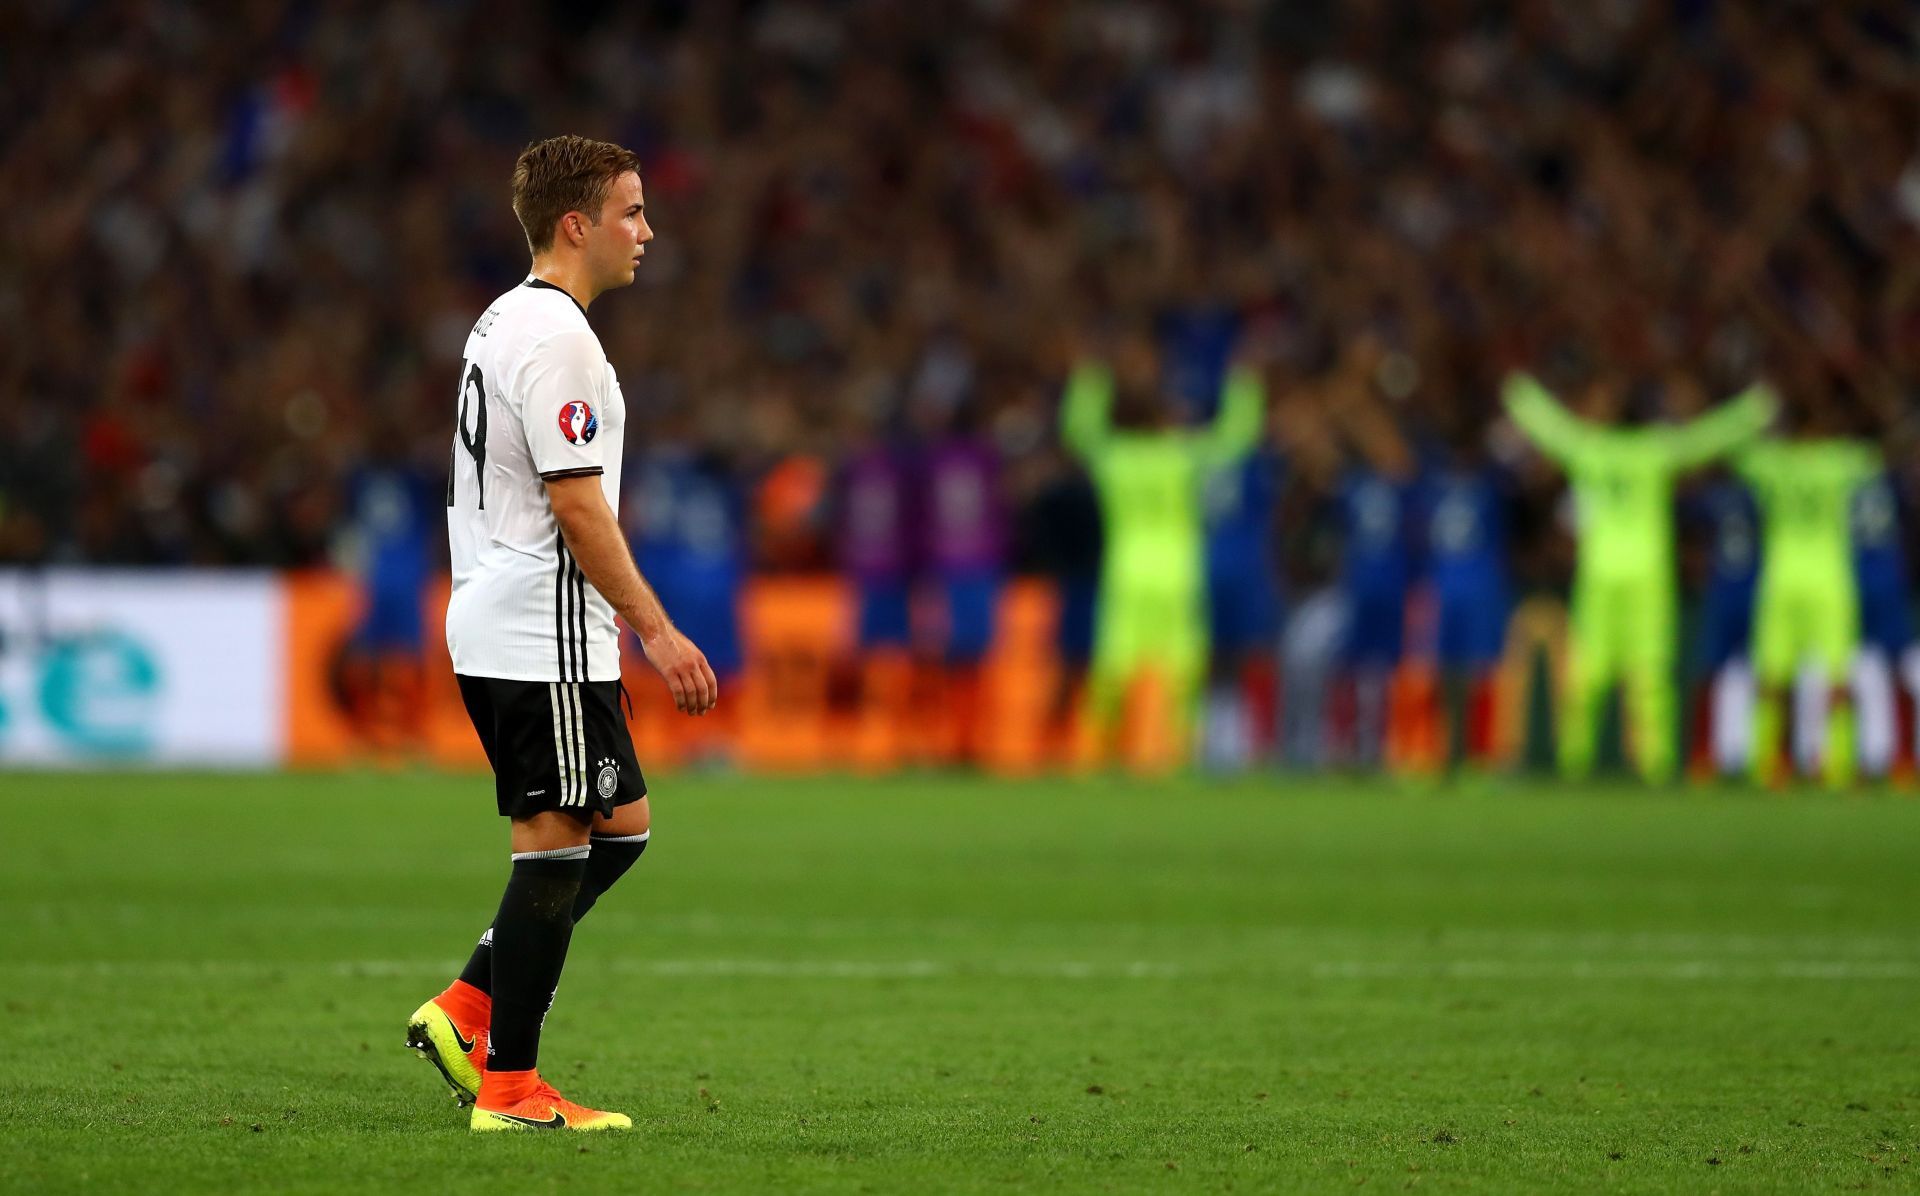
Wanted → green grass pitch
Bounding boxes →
[2,771,1918,1193]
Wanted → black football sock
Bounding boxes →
[456,927,494,995]
[485,846,588,1073]
[454,831,650,997]
[570,831,650,921]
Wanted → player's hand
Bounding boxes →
[640,627,719,716]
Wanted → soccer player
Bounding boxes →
[334,437,438,755]
[627,412,749,764]
[1200,442,1284,770]
[1166,300,1282,770]
[919,407,1005,765]
[1502,372,1774,783]
[1850,471,1916,779]
[1328,401,1417,771]
[410,136,717,1133]
[1060,334,1264,763]
[1737,416,1881,786]
[836,413,918,763]
[1684,474,1762,776]
[1024,448,1104,762]
[1414,419,1514,770]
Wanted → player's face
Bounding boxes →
[591,171,652,291]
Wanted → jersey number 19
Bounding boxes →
[447,361,488,509]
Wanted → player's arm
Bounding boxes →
[1060,360,1114,461]
[1663,382,1779,471]
[1500,372,1586,464]
[1844,439,1884,485]
[548,478,716,715]
[1197,363,1266,467]
[520,329,715,715]
[1729,441,1765,485]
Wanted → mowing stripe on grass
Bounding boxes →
[7,956,1918,980]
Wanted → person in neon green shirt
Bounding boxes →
[1735,421,1881,787]
[1503,373,1776,782]
[1061,339,1265,760]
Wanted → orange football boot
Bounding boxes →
[469,1070,632,1133]
[405,980,490,1106]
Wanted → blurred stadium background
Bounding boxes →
[4,0,1919,781]
[2,0,1918,781]
[6,3,1920,1191]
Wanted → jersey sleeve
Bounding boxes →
[1662,383,1778,471]
[1730,441,1771,486]
[1060,360,1115,462]
[1843,440,1884,485]
[1500,373,1587,465]
[519,330,612,480]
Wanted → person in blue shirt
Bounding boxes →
[1160,298,1285,771]
[337,442,439,752]
[629,445,747,683]
[1684,473,1761,776]
[1414,422,1514,769]
[916,398,1007,766]
[626,415,749,762]
[1314,340,1420,769]
[351,465,436,652]
[1851,471,1915,779]
[1158,297,1242,426]
[1202,445,1285,769]
[1023,446,1103,763]
[1332,449,1415,769]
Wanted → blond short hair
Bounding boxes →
[510,135,642,255]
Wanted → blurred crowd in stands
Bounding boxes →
[3,0,1917,774]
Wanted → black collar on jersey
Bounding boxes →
[523,277,587,320]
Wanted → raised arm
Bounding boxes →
[1060,359,1115,462]
[1663,383,1779,470]
[1841,439,1884,487]
[1501,373,1588,464]
[1196,364,1266,468]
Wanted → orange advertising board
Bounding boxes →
[283,574,1075,775]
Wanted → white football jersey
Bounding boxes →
[444,279,625,681]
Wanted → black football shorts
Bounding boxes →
[456,675,647,820]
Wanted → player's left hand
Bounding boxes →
[641,627,719,715]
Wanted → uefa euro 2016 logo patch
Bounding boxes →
[558,400,598,446]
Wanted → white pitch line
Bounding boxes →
[1309,959,1920,981]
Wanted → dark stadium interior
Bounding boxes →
[3,0,1915,570]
